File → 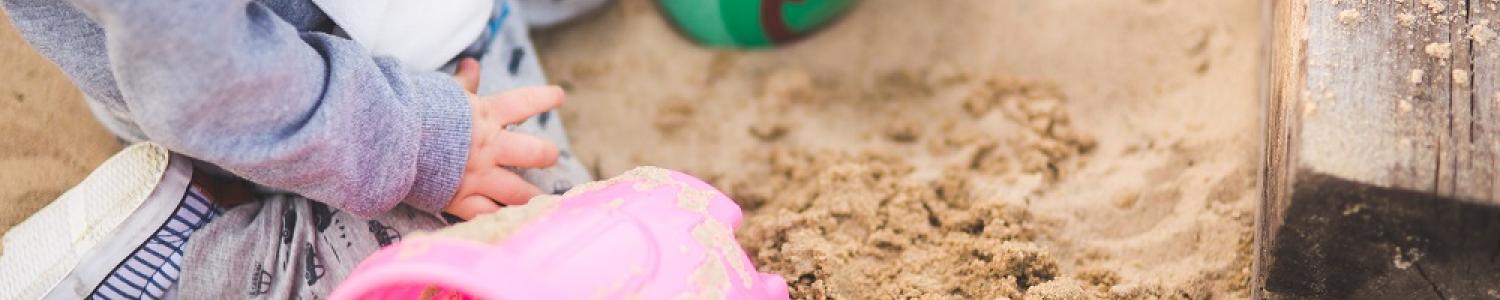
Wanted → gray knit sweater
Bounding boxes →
[3,0,473,217]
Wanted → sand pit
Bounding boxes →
[536,0,1262,298]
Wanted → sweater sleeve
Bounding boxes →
[15,0,472,217]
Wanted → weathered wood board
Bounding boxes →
[1260,0,1500,298]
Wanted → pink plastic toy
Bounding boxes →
[329,167,789,299]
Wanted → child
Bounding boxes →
[2,0,607,298]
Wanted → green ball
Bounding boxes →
[658,0,855,48]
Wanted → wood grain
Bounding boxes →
[1256,0,1303,297]
[1464,0,1500,201]
[1260,0,1500,298]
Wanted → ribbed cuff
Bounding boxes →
[400,73,473,214]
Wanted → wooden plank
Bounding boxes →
[1466,0,1500,200]
[1298,0,1449,195]
[1258,0,1500,298]
[1256,0,1303,297]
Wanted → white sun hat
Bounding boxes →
[313,0,495,71]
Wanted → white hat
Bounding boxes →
[313,0,495,71]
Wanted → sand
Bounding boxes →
[535,0,1262,298]
[1,0,1263,298]
[0,9,121,234]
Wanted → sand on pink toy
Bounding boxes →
[329,167,789,300]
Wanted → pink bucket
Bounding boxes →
[329,167,789,299]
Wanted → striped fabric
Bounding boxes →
[88,186,221,299]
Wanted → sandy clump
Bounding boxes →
[723,71,1097,298]
[721,71,1105,298]
[734,150,1061,298]
[735,150,1062,297]
[1470,20,1496,46]
[1424,42,1452,59]
[1024,277,1094,300]
[1337,9,1361,25]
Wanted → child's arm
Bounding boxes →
[4,0,494,217]
[3,0,121,111]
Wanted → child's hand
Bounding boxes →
[443,58,563,220]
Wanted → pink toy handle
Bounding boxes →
[329,167,789,300]
[328,239,493,300]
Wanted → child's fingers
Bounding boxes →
[453,58,481,93]
[445,195,502,220]
[488,131,559,168]
[472,168,542,205]
[484,86,565,124]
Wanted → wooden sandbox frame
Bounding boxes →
[1260,0,1500,298]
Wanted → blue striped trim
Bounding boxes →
[459,1,513,59]
[88,186,221,299]
[491,1,511,34]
